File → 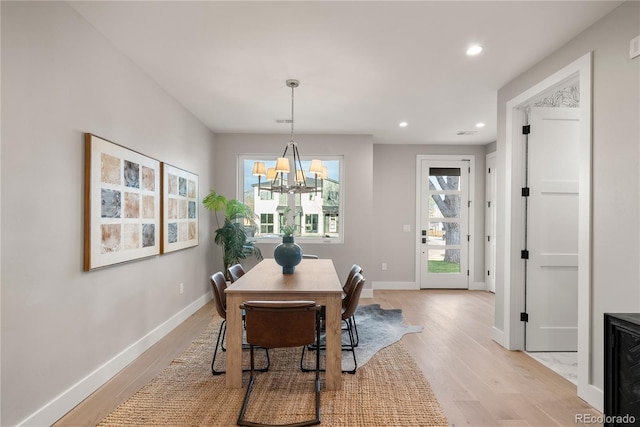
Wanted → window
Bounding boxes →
[305,214,318,233]
[260,213,274,234]
[239,156,342,242]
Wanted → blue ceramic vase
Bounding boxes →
[274,235,302,274]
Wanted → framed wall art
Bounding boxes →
[84,133,161,270]
[161,163,199,253]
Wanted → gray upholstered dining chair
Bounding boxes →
[237,300,322,427]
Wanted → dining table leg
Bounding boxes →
[225,293,243,388]
[324,294,342,390]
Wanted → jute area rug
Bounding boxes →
[98,315,448,426]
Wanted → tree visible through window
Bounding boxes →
[429,168,461,269]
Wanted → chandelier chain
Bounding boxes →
[290,82,295,143]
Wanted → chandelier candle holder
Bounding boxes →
[253,79,326,196]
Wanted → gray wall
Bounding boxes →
[373,144,487,286]
[1,2,216,425]
[213,133,374,288]
[495,1,639,390]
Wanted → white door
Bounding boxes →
[526,107,580,351]
[420,159,469,289]
[485,153,496,293]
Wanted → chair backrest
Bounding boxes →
[227,264,246,283]
[343,264,363,295]
[241,301,320,349]
[210,271,228,320]
[343,264,363,292]
[342,273,365,320]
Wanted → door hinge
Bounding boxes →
[522,125,531,135]
[520,312,529,322]
[487,201,491,208]
[487,235,491,242]
[521,187,530,197]
[521,250,529,260]
[467,270,470,276]
[610,333,616,348]
[468,200,472,208]
[487,269,490,276]
[467,235,470,242]
[488,167,491,173]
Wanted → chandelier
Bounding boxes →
[252,79,326,195]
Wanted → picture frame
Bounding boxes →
[84,133,161,270]
[160,163,199,253]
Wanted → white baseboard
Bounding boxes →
[579,383,603,413]
[372,281,419,290]
[373,281,487,291]
[361,288,374,299]
[491,326,505,347]
[18,293,211,427]
[469,281,486,291]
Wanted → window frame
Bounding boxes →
[238,154,344,244]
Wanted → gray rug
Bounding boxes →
[301,303,423,372]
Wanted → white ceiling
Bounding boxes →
[69,1,620,145]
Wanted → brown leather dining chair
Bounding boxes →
[343,264,363,294]
[342,264,363,346]
[210,271,269,375]
[227,263,246,283]
[237,300,322,427]
[301,272,365,374]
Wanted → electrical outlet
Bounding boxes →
[382,262,388,271]
[179,283,184,294]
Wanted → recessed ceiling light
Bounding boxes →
[466,45,483,56]
[399,121,408,127]
[476,122,485,128]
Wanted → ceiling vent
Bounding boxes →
[457,130,478,135]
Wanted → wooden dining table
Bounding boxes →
[224,258,344,390]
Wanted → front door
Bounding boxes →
[525,107,580,351]
[419,159,469,289]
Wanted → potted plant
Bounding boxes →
[280,223,297,238]
[203,190,262,280]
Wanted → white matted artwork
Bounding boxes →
[161,163,199,253]
[84,133,161,270]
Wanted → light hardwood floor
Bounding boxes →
[54,290,602,426]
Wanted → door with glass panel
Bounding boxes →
[419,159,469,289]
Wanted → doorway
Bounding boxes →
[418,156,471,289]
[502,52,593,407]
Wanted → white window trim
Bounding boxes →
[237,154,344,244]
